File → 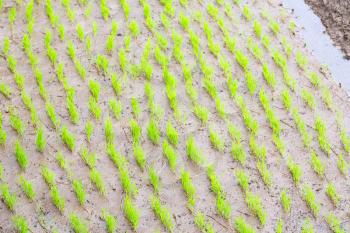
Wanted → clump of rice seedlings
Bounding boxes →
[276,219,283,233]
[35,127,46,153]
[243,5,253,21]
[123,195,139,230]
[261,34,271,50]
[315,116,331,155]
[85,121,94,143]
[60,126,75,151]
[15,141,28,170]
[337,154,348,175]
[19,176,36,201]
[301,89,316,110]
[10,109,25,136]
[280,189,291,213]
[302,218,314,233]
[0,162,3,180]
[56,152,68,173]
[326,182,340,206]
[110,73,122,96]
[106,34,115,54]
[0,184,16,211]
[108,99,122,120]
[131,97,141,118]
[88,97,101,119]
[249,136,266,161]
[151,195,174,231]
[246,191,266,225]
[310,151,324,177]
[231,142,247,165]
[162,140,177,171]
[76,23,85,42]
[12,215,29,233]
[235,169,249,193]
[67,97,80,124]
[50,186,65,213]
[209,128,224,152]
[292,108,311,147]
[3,37,10,56]
[234,216,256,233]
[46,101,60,129]
[308,72,321,88]
[96,54,109,74]
[149,167,160,193]
[161,12,171,29]
[128,118,142,143]
[227,122,241,142]
[80,147,96,169]
[0,82,11,98]
[58,24,65,41]
[327,212,346,233]
[216,194,231,220]
[156,32,168,50]
[301,185,320,217]
[194,104,209,124]
[0,113,7,145]
[244,70,257,96]
[166,121,178,147]
[102,209,117,233]
[269,19,280,35]
[321,87,333,110]
[262,63,276,88]
[296,51,308,70]
[7,55,17,73]
[281,89,292,111]
[147,119,160,145]
[88,80,100,100]
[72,179,86,206]
[118,48,128,73]
[41,166,56,187]
[281,36,292,57]
[179,12,190,31]
[69,213,89,233]
[9,7,16,25]
[289,20,297,33]
[215,97,226,119]
[235,50,249,71]
[133,144,146,170]
[256,160,272,187]
[194,211,215,233]
[90,169,106,196]
[128,20,140,38]
[180,170,196,208]
[104,117,114,144]
[287,157,302,185]
[186,136,205,166]
[273,134,286,156]
[207,166,223,196]
[253,20,262,38]
[340,129,350,153]
[247,37,264,63]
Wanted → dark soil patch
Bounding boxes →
[305,0,350,59]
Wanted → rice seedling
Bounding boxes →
[244,70,257,96]
[0,162,3,180]
[161,13,171,30]
[69,213,89,233]
[15,140,28,170]
[243,5,253,21]
[50,185,65,213]
[186,136,205,166]
[273,134,286,155]
[151,195,174,232]
[245,191,266,225]
[80,147,96,169]
[194,211,215,233]
[207,166,223,196]
[262,34,271,50]
[194,104,209,124]
[280,189,291,213]
[269,19,280,35]
[10,109,25,136]
[180,169,196,208]
[315,116,331,155]
[3,37,10,56]
[234,216,256,233]
[340,129,350,153]
[104,117,114,144]
[88,97,101,119]
[19,176,36,201]
[120,0,130,19]
[12,215,29,233]
[76,23,85,42]
[148,167,160,194]
[123,195,140,230]
[0,82,11,99]
[7,55,17,73]
[262,63,277,88]
[61,126,75,151]
[85,121,94,143]
[327,212,346,233]
[9,7,16,25]
[308,72,321,88]
[90,169,106,196]
[253,20,262,38]
[162,140,177,171]
[35,127,46,153]
[292,108,311,147]
[128,20,140,38]
[101,209,117,233]
[72,179,86,206]
[111,73,122,96]
[301,184,320,217]
[321,87,334,110]
[129,119,141,143]
[179,12,190,31]
[165,121,178,147]
[56,152,68,172]
[281,89,292,111]
[67,97,80,124]
[301,218,314,233]
[133,144,146,170]
[249,136,266,161]
[231,142,247,165]
[216,194,231,220]
[96,54,109,74]
[209,128,224,152]
[235,50,249,71]
[131,97,141,118]
[296,51,308,70]
[301,89,316,110]
[310,151,325,177]
[326,182,340,206]
[88,79,100,101]
[235,169,249,193]
[41,166,56,187]
[58,24,65,41]
[337,154,348,176]
[256,160,272,187]
[147,119,161,145]
[287,157,302,185]
[276,219,283,232]
[0,184,16,211]
[247,37,263,63]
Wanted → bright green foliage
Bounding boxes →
[9,7,16,24]
[106,35,115,54]
[118,48,127,73]
[61,126,75,151]
[301,89,316,110]
[227,122,241,142]
[180,170,196,208]
[88,80,100,101]
[287,157,302,185]
[321,87,333,110]
[46,101,60,129]
[276,219,283,233]
[0,162,3,180]
[72,179,86,206]
[234,217,256,233]
[194,212,214,233]
[80,147,96,169]
[128,20,140,37]
[12,215,29,233]
[296,51,308,70]
[315,116,331,155]
[235,50,249,71]
[7,55,17,73]
[179,12,190,31]
[244,70,257,96]
[96,55,109,74]
[129,119,141,144]
[85,121,94,143]
[281,89,292,111]
[186,136,205,166]
[243,5,253,21]
[3,37,10,56]
[104,117,114,144]
[156,32,168,50]
[207,166,223,196]
[58,24,65,41]
[162,140,177,171]
[194,105,209,124]
[102,209,117,233]
[67,97,80,124]
[69,213,89,233]
[0,184,16,211]
[249,136,266,161]
[216,194,231,220]
[166,121,178,147]
[108,99,122,120]
[327,213,346,233]
[209,128,224,152]
[88,97,101,119]
[111,73,122,96]
[246,191,266,225]
[253,20,262,38]
[0,113,7,145]
[292,108,311,147]
[235,169,249,193]
[161,13,171,29]
[280,189,291,213]
[133,144,146,170]
[15,141,28,170]
[0,82,11,98]
[76,23,85,41]
[149,167,160,193]
[231,142,246,165]
[301,185,320,217]
[10,109,25,136]
[123,195,139,230]
[301,218,314,233]
[262,34,271,49]
[50,186,65,213]
[337,154,348,175]
[326,183,340,206]
[269,20,280,35]
[35,127,46,153]
[310,151,324,177]
[147,119,160,145]
[90,169,106,196]
[131,97,141,118]
[308,72,321,88]
[150,195,174,232]
[262,63,276,88]
[41,166,56,187]
[56,152,68,172]
[19,176,36,201]
[256,160,272,187]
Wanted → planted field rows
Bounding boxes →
[0,0,349,232]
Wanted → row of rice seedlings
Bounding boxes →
[140,0,157,32]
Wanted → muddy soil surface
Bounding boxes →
[305,0,350,59]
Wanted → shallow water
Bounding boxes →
[281,0,350,92]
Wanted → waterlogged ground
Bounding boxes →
[0,0,350,232]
